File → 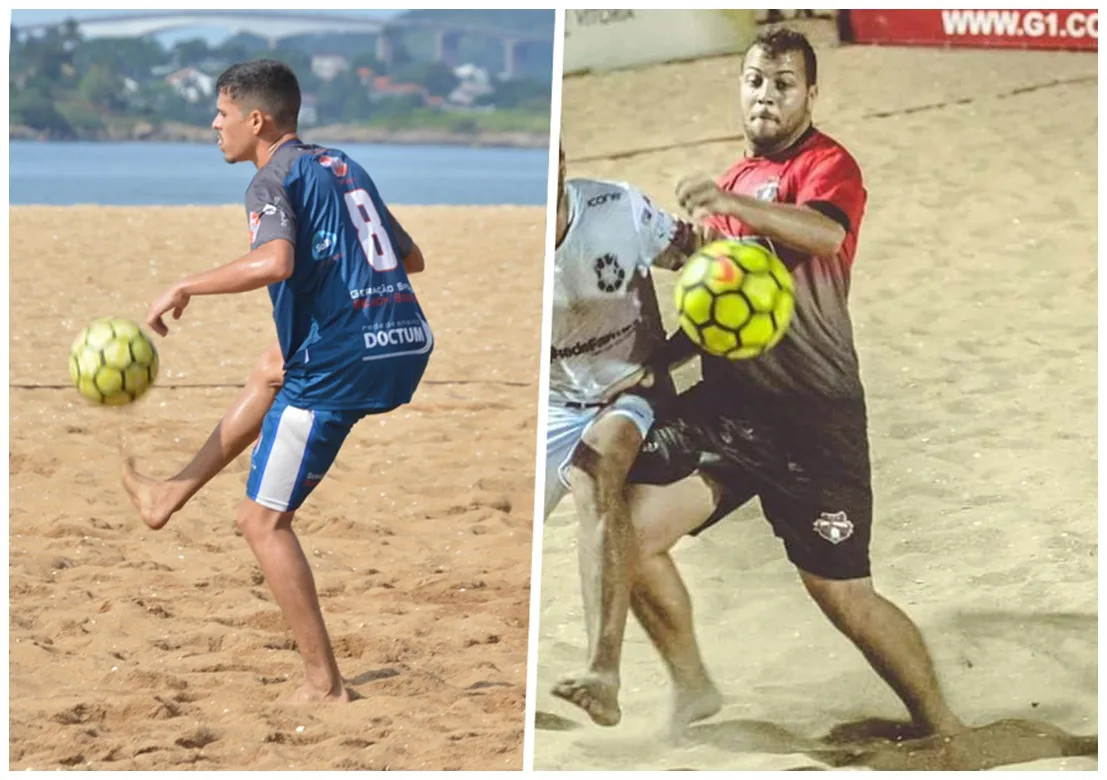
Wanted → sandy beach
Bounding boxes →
[535,28,1097,771]
[9,204,545,770]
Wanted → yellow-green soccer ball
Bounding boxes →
[674,239,795,360]
[68,317,159,405]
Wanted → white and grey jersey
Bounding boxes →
[549,178,679,405]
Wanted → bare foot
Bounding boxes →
[281,681,355,704]
[671,679,722,733]
[552,674,621,726]
[121,458,176,530]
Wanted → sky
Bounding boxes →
[10,9,405,45]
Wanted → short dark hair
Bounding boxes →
[216,59,301,130]
[746,27,818,86]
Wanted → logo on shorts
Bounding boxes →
[594,253,626,293]
[813,511,853,544]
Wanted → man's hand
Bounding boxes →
[147,283,191,336]
[652,221,727,272]
[676,176,736,220]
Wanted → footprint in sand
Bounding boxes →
[534,710,584,732]
[814,718,1097,771]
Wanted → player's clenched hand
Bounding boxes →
[147,283,191,337]
[676,176,732,220]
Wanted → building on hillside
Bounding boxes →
[368,75,430,105]
[448,63,494,107]
[165,67,215,103]
[311,54,350,82]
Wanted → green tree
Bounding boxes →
[74,37,165,81]
[350,51,385,74]
[217,33,268,66]
[391,60,457,98]
[479,78,551,111]
[172,37,209,68]
[59,18,82,52]
[22,28,70,80]
[79,63,123,110]
[316,69,365,124]
[10,89,72,136]
[57,102,105,135]
[342,92,373,122]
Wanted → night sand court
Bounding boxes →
[535,23,1097,772]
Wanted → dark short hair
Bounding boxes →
[746,27,818,86]
[216,59,301,130]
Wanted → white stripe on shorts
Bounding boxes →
[255,405,315,511]
[544,393,655,519]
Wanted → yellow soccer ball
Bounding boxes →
[674,239,795,360]
[69,317,159,405]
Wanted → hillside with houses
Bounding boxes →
[9,10,554,146]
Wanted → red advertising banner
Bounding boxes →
[842,9,1098,51]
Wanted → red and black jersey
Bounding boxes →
[704,126,869,405]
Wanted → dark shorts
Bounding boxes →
[627,382,874,580]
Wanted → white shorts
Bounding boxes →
[544,393,655,519]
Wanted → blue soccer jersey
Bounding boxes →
[244,141,433,411]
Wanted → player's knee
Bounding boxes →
[800,571,875,624]
[569,443,629,504]
[236,500,287,542]
[578,421,641,483]
[251,344,285,390]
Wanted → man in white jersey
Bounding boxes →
[547,145,717,725]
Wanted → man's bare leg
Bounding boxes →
[800,572,965,736]
[122,342,283,530]
[625,478,722,731]
[630,553,721,732]
[236,498,351,703]
[551,413,643,726]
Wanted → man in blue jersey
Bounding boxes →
[122,60,431,704]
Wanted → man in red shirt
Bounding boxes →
[578,28,966,737]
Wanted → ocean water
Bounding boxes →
[8,140,551,206]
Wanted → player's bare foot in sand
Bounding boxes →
[121,458,179,530]
[552,673,621,726]
[671,679,723,733]
[281,681,355,704]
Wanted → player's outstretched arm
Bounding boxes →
[402,243,425,275]
[146,240,294,336]
[676,176,845,258]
